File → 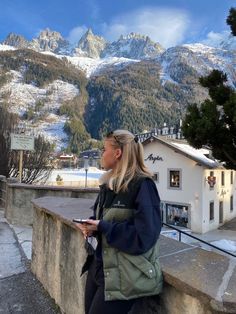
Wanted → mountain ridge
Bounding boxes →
[0,28,235,151]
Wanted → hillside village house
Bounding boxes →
[142,135,236,234]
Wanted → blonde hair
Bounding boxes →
[100,129,152,193]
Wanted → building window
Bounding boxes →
[168,169,181,189]
[231,171,234,185]
[166,203,188,227]
[219,201,223,224]
[209,201,214,221]
[209,171,215,190]
[230,195,233,212]
[221,171,225,186]
[152,172,159,183]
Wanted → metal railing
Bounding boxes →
[162,222,236,258]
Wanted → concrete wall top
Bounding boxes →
[7,183,99,193]
[32,196,236,313]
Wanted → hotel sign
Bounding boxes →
[145,153,163,163]
[10,134,35,151]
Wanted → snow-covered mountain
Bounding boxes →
[3,33,29,49]
[30,28,71,54]
[182,43,236,86]
[0,28,235,149]
[3,29,72,55]
[1,28,235,86]
[73,28,107,58]
[102,33,164,59]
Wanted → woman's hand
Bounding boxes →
[75,223,89,238]
[85,219,100,232]
[74,219,100,238]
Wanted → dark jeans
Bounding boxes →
[85,257,137,314]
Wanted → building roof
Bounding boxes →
[79,149,100,159]
[142,135,223,169]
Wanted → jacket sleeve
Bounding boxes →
[97,178,162,255]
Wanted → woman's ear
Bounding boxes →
[115,148,122,160]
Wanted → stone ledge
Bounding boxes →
[7,183,99,192]
[4,184,98,226]
[32,197,236,314]
[159,237,236,313]
[32,196,95,230]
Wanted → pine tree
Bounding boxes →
[182,70,236,169]
[227,7,236,36]
[182,8,236,169]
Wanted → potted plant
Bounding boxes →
[56,174,63,186]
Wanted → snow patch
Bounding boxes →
[0,44,16,51]
[211,239,236,253]
[67,55,139,77]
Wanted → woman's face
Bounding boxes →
[101,139,122,171]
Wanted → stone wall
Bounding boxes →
[32,197,236,314]
[3,180,98,225]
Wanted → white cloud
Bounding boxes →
[101,7,190,48]
[201,30,230,47]
[67,25,88,44]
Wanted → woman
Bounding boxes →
[76,130,162,314]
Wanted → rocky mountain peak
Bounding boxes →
[102,32,165,59]
[73,28,107,58]
[30,28,71,54]
[2,33,29,48]
[37,28,64,41]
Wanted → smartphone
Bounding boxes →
[73,218,89,224]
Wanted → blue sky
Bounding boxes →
[0,0,235,48]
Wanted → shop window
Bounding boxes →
[166,203,188,227]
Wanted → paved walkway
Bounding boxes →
[161,219,236,256]
[0,211,61,314]
[1,207,235,313]
[219,217,236,231]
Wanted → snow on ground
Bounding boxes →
[1,70,47,115]
[211,239,236,253]
[44,168,105,187]
[41,51,139,77]
[1,71,79,114]
[0,44,16,51]
[66,55,140,77]
[159,60,179,85]
[32,114,68,150]
[1,71,80,149]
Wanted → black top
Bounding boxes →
[92,177,161,260]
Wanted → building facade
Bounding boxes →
[142,136,236,234]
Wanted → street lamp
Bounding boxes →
[84,156,89,188]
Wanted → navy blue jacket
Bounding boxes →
[94,178,162,258]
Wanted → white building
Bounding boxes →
[142,135,236,234]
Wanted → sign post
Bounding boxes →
[10,134,35,183]
[19,150,23,183]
